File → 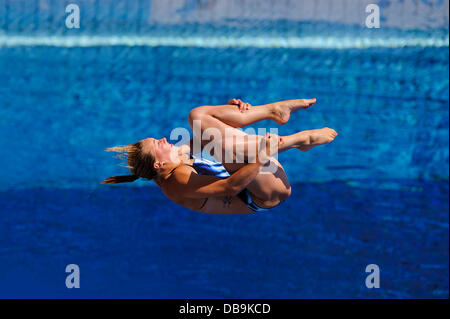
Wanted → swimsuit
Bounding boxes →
[188,154,269,212]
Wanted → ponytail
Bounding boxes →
[103,140,157,184]
[102,174,139,184]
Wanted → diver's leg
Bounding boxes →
[188,103,338,163]
[188,103,338,161]
[186,110,290,207]
[215,127,339,164]
[187,106,337,208]
[221,127,338,207]
[188,98,316,128]
[187,98,317,156]
[278,127,339,152]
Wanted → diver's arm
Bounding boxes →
[170,161,264,198]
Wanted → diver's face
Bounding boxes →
[142,137,178,167]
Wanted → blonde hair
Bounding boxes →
[102,141,157,184]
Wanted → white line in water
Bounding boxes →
[0,35,448,48]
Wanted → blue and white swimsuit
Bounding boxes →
[188,154,268,212]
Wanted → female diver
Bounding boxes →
[103,98,338,214]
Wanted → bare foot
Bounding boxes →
[297,127,338,152]
[272,98,316,125]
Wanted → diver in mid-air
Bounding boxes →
[104,98,338,214]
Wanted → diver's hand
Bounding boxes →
[228,98,252,112]
[257,133,281,164]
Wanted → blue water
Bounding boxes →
[0,43,448,298]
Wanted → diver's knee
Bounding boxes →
[188,108,206,127]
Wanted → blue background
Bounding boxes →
[0,0,448,298]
